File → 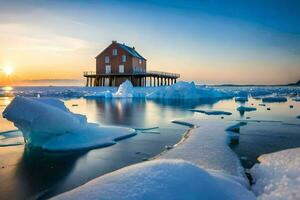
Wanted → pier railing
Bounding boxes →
[83,70,180,78]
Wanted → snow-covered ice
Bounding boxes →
[237,106,257,112]
[189,109,232,115]
[262,96,287,103]
[2,96,136,151]
[161,120,245,178]
[251,147,300,200]
[52,159,255,200]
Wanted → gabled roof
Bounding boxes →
[116,43,146,60]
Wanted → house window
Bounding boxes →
[105,65,111,74]
[104,56,109,63]
[119,65,124,73]
[122,55,126,62]
[139,59,142,64]
[112,49,118,56]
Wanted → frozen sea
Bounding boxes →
[0,85,300,199]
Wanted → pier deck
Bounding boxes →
[84,71,180,87]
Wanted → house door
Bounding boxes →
[105,65,111,74]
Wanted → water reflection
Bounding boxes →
[1,147,83,200]
[86,98,222,128]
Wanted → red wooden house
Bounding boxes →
[84,41,179,87]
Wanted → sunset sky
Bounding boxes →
[0,0,299,85]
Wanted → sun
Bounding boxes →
[3,66,13,76]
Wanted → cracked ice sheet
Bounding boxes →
[160,119,245,179]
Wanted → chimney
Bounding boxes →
[132,46,135,50]
[112,40,117,44]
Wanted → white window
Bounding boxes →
[139,59,142,64]
[119,65,124,73]
[105,65,111,74]
[104,56,109,63]
[122,55,126,62]
[112,49,118,56]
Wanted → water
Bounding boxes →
[0,90,300,199]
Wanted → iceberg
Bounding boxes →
[113,80,134,98]
[146,81,230,99]
[2,97,136,151]
[189,109,232,115]
[262,96,287,103]
[52,159,255,200]
[251,148,300,200]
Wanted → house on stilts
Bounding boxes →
[84,41,180,87]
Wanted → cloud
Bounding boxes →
[0,23,91,52]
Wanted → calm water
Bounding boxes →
[0,95,300,199]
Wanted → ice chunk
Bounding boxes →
[113,80,134,98]
[189,109,232,115]
[292,97,300,102]
[2,97,136,151]
[235,97,248,102]
[237,106,257,112]
[251,148,300,200]
[262,96,287,103]
[52,159,255,200]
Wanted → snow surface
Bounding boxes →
[2,97,136,151]
[189,109,232,115]
[251,147,300,200]
[237,106,257,112]
[52,159,255,200]
[262,96,287,103]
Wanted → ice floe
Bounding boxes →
[292,97,300,102]
[189,109,232,115]
[0,130,24,146]
[163,120,245,179]
[2,97,136,151]
[262,96,287,103]
[237,106,257,112]
[235,97,248,102]
[52,159,255,200]
[251,147,300,200]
